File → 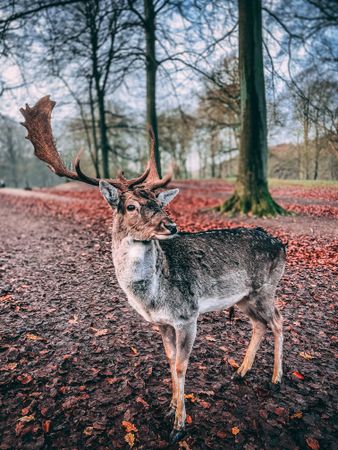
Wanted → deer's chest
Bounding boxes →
[113,241,159,321]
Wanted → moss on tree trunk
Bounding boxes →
[216,0,288,217]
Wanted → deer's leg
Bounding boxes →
[170,321,197,443]
[158,324,177,416]
[270,307,283,384]
[236,318,267,378]
[234,296,267,378]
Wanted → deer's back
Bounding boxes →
[159,227,286,304]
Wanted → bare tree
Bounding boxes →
[216,0,287,216]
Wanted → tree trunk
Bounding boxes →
[89,78,101,178]
[216,0,287,216]
[144,0,161,177]
[89,5,110,178]
[313,123,320,180]
[96,88,110,178]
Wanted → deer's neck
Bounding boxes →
[111,222,164,318]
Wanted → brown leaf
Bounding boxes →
[186,415,192,424]
[25,333,43,341]
[18,415,35,423]
[122,421,138,433]
[124,432,135,448]
[300,352,314,360]
[179,441,192,450]
[184,393,197,403]
[136,396,149,408]
[199,400,210,409]
[17,373,32,384]
[130,346,139,356]
[68,315,78,324]
[274,407,285,416]
[306,437,320,450]
[292,370,305,380]
[15,421,25,436]
[83,426,94,436]
[231,427,240,436]
[205,335,216,342]
[94,328,109,337]
[42,420,51,433]
[216,431,227,439]
[290,411,303,419]
[0,294,12,301]
[2,362,17,371]
[107,377,121,384]
[228,358,239,369]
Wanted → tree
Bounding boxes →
[216,0,287,216]
[39,0,133,178]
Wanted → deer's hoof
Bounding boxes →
[232,371,244,382]
[169,427,186,444]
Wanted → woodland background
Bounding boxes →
[0,1,337,450]
[0,0,337,187]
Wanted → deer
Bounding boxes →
[20,96,285,443]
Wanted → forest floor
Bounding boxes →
[0,180,337,450]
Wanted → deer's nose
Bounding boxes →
[164,223,177,235]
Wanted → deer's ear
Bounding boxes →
[157,188,179,206]
[99,180,119,208]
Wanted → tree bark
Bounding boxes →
[144,0,161,177]
[216,0,287,216]
[88,3,110,178]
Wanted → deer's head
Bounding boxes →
[100,183,178,240]
[20,96,179,241]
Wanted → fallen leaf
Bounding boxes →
[228,358,239,369]
[216,430,227,439]
[68,315,78,324]
[94,328,109,337]
[231,427,240,435]
[17,373,32,384]
[292,371,305,380]
[290,411,303,419]
[122,421,138,433]
[2,362,17,371]
[107,377,120,384]
[25,333,43,341]
[21,405,32,415]
[15,422,25,436]
[124,432,135,448]
[184,393,197,403]
[205,335,216,342]
[18,415,35,423]
[179,441,191,450]
[306,437,320,450]
[199,400,210,409]
[42,420,51,433]
[0,294,12,301]
[136,396,149,408]
[300,352,314,360]
[130,346,139,356]
[186,415,192,424]
[83,426,94,436]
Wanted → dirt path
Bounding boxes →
[0,200,337,449]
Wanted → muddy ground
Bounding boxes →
[0,184,337,449]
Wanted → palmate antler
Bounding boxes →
[20,96,171,191]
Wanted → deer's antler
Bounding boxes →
[20,96,174,192]
[143,126,172,191]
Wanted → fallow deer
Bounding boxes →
[20,96,285,443]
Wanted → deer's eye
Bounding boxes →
[127,204,136,212]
